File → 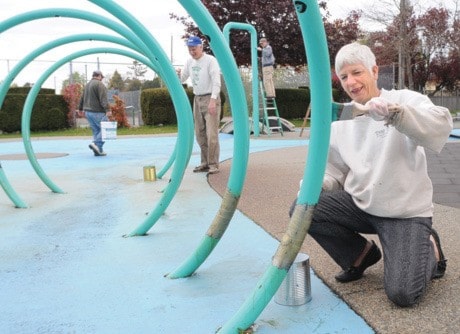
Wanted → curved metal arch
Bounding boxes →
[20,47,158,194]
[55,0,193,236]
[0,163,27,208]
[1,34,155,194]
[0,33,150,109]
[223,22,260,136]
[165,0,250,278]
[218,0,332,331]
[0,9,156,64]
[1,8,194,225]
[0,9,168,204]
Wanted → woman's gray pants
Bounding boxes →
[304,190,438,307]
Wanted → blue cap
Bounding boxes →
[186,36,202,46]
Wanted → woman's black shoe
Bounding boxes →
[431,228,447,279]
[335,240,382,283]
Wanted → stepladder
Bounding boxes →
[259,80,283,136]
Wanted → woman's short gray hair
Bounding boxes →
[335,42,376,73]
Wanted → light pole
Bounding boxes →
[398,0,410,89]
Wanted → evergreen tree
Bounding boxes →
[108,70,125,91]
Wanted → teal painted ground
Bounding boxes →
[0,134,375,333]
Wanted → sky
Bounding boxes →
[0,0,453,92]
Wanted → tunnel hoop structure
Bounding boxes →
[222,22,259,137]
[0,6,194,226]
[20,47,161,196]
[4,34,155,195]
[217,0,332,332]
[165,0,251,278]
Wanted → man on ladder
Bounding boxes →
[258,37,276,100]
[258,37,282,135]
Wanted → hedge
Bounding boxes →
[274,87,310,119]
[141,87,226,125]
[0,88,69,133]
[140,86,342,125]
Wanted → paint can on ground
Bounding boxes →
[143,165,156,182]
[274,253,312,306]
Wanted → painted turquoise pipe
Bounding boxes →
[1,6,193,228]
[0,9,160,61]
[167,235,220,278]
[223,22,259,136]
[0,33,158,199]
[21,47,158,194]
[0,9,170,198]
[166,0,250,278]
[0,33,149,108]
[5,34,155,193]
[0,10,165,113]
[87,0,194,236]
[88,0,193,189]
[0,164,28,208]
[167,189,238,278]
[178,0,249,193]
[295,0,332,206]
[156,145,176,179]
[218,0,331,332]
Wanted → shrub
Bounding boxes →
[0,110,18,133]
[0,93,68,132]
[43,108,66,130]
[141,88,192,125]
[141,87,227,125]
[273,88,310,119]
[62,83,83,127]
[110,95,130,128]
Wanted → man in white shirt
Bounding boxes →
[298,42,452,307]
[179,36,222,174]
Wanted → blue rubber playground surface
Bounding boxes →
[1,133,383,333]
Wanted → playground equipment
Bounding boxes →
[1,0,333,332]
[223,22,260,137]
[217,0,332,331]
[0,6,194,222]
[165,0,250,278]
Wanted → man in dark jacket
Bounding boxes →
[79,70,112,156]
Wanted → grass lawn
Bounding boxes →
[0,118,308,139]
[2,111,457,139]
[0,124,179,139]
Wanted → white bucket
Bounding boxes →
[274,253,312,306]
[101,121,117,140]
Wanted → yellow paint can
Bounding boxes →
[143,165,156,182]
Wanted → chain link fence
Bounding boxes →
[117,65,458,127]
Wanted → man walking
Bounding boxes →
[79,70,112,156]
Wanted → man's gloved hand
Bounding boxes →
[365,97,390,121]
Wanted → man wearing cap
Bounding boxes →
[257,37,276,99]
[178,36,222,174]
[79,70,112,156]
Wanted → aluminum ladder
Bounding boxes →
[259,80,283,136]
